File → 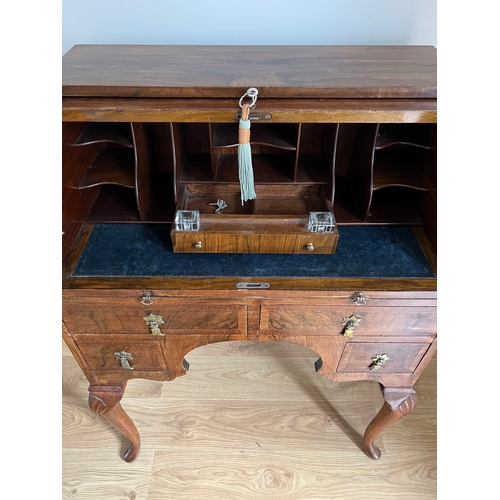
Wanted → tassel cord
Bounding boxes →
[238,103,256,204]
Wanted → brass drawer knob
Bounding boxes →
[143,313,165,336]
[369,353,390,371]
[340,315,362,337]
[194,241,202,249]
[306,243,314,252]
[114,351,134,370]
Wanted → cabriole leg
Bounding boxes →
[363,386,417,460]
[88,384,140,462]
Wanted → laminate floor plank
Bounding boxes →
[120,398,375,453]
[62,449,155,500]
[161,350,375,403]
[62,340,437,499]
[148,449,436,500]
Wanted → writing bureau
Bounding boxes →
[62,45,437,462]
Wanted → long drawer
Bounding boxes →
[63,297,248,337]
[170,230,339,254]
[259,301,436,339]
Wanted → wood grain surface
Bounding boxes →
[62,45,436,99]
[63,339,436,499]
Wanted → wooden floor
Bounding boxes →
[62,340,437,499]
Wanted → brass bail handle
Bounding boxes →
[114,351,134,370]
[369,353,390,371]
[239,87,259,109]
[143,313,165,336]
[340,315,362,337]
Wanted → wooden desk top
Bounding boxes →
[62,45,436,99]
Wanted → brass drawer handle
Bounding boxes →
[114,351,134,370]
[369,353,390,371]
[340,315,362,337]
[306,243,314,252]
[143,313,165,336]
[194,241,202,249]
[352,292,367,305]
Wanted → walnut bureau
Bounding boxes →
[62,45,437,462]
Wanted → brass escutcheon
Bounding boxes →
[369,353,390,371]
[141,292,154,305]
[352,292,367,305]
[114,351,134,370]
[143,313,165,336]
[340,315,362,337]
[235,111,272,121]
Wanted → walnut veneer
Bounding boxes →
[62,45,437,463]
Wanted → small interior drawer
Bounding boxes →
[171,227,338,254]
[170,215,339,254]
[171,184,338,254]
[337,342,430,373]
[76,340,167,372]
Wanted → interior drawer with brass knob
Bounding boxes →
[63,297,248,338]
[170,214,338,254]
[171,230,338,254]
[170,184,339,254]
[337,342,431,373]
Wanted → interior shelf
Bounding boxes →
[176,122,335,186]
[78,149,136,189]
[83,181,176,223]
[296,154,334,183]
[376,124,436,150]
[72,123,134,147]
[84,185,141,222]
[64,121,436,255]
[214,153,295,183]
[212,123,297,150]
[346,123,436,222]
[372,148,432,191]
[364,188,424,224]
[180,155,213,182]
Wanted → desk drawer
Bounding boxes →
[171,186,339,254]
[76,339,167,372]
[337,342,430,373]
[171,231,338,254]
[259,302,436,338]
[63,297,247,337]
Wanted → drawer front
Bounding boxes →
[63,298,247,336]
[171,231,338,254]
[337,342,430,373]
[260,303,436,338]
[76,340,167,372]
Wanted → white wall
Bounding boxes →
[62,0,436,55]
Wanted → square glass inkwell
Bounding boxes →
[308,211,336,233]
[174,210,200,231]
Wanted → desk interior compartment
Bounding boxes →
[63,121,436,259]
